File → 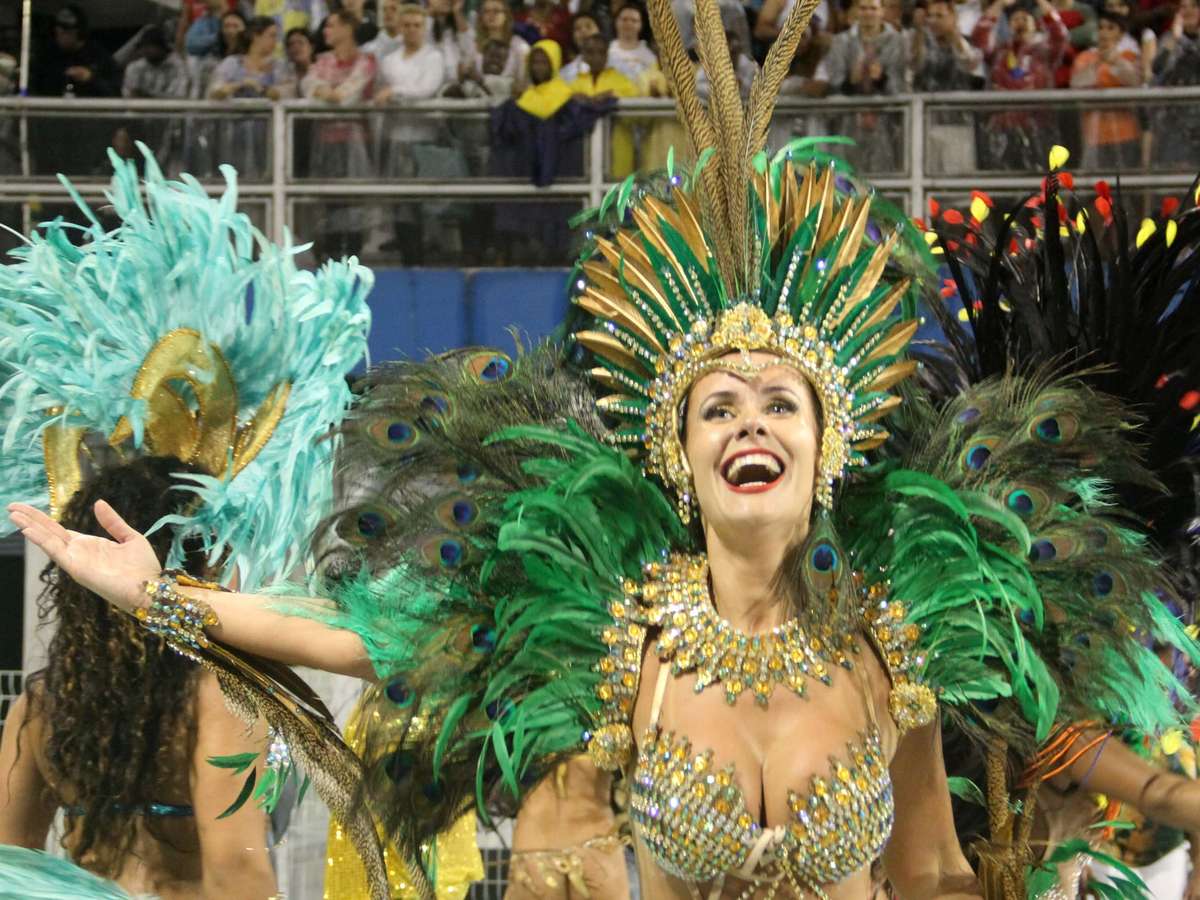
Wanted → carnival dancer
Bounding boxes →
[9,7,1200,900]
[0,148,371,898]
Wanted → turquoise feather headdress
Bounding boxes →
[0,148,372,590]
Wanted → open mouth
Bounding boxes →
[721,450,786,493]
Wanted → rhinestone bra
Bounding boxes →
[629,666,895,893]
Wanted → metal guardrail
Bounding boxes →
[1,88,1198,247]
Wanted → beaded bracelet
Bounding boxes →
[134,573,221,657]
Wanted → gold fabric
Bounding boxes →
[324,701,483,899]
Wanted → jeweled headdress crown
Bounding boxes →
[571,0,919,515]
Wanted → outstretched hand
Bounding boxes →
[8,501,162,613]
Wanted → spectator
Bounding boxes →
[286,26,316,79]
[303,10,377,260]
[608,4,657,82]
[444,38,516,99]
[253,0,329,50]
[469,0,531,90]
[371,4,452,260]
[952,0,988,37]
[188,10,248,97]
[756,0,836,45]
[911,0,983,172]
[824,0,908,93]
[569,33,637,176]
[321,0,379,46]
[1106,0,1161,79]
[29,5,121,177]
[560,12,602,81]
[286,27,317,177]
[514,39,573,119]
[972,0,1067,168]
[374,4,445,104]
[363,0,406,59]
[425,0,472,84]
[1071,10,1143,170]
[175,0,241,62]
[31,6,119,98]
[516,0,573,49]
[883,0,905,30]
[209,17,295,98]
[122,26,190,99]
[186,0,238,59]
[673,0,753,59]
[1150,0,1200,166]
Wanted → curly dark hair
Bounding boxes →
[26,455,211,876]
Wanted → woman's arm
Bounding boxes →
[1062,732,1200,832]
[0,692,58,849]
[8,501,377,681]
[190,672,278,900]
[884,718,983,899]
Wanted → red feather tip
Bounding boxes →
[1058,172,1075,189]
[970,190,994,207]
[1181,390,1200,411]
[942,209,965,225]
[1095,196,1112,218]
[1161,196,1181,218]
[1095,180,1112,201]
[928,198,941,217]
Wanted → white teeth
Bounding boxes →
[725,453,783,482]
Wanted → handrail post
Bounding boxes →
[271,103,288,244]
[910,93,925,219]
[589,115,606,209]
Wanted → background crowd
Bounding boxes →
[3,0,1198,262]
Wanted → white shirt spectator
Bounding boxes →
[559,57,589,81]
[607,39,657,83]
[379,43,446,100]
[363,30,404,61]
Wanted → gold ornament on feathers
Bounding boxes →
[43,328,290,517]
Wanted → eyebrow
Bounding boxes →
[699,383,802,406]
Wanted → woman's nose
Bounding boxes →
[736,415,768,440]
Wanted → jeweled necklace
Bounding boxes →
[638,554,856,706]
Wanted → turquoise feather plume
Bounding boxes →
[0,145,371,590]
[0,846,144,899]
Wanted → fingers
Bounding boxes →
[7,503,73,545]
[8,509,73,561]
[93,500,142,544]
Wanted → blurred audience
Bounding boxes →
[1070,9,1142,169]
[560,12,602,81]
[32,6,120,98]
[516,0,573,48]
[304,9,376,259]
[608,4,658,82]
[286,25,316,80]
[973,0,1067,167]
[569,33,637,175]
[122,26,189,99]
[469,0,531,91]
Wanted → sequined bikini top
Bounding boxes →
[629,664,894,895]
[585,554,931,896]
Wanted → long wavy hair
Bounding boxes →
[26,455,210,876]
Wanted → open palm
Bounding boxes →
[8,501,162,613]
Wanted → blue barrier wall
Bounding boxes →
[365,268,572,365]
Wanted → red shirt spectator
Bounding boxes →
[516,0,572,49]
[972,0,1068,88]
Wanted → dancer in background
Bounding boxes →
[0,148,371,898]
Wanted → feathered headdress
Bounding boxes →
[574,0,922,516]
[0,147,372,590]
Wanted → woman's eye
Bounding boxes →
[702,405,733,421]
[766,400,797,415]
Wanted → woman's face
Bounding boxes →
[222,13,246,47]
[1096,17,1121,48]
[287,31,313,64]
[573,15,600,49]
[615,7,642,41]
[252,24,278,54]
[528,47,553,83]
[683,353,820,540]
[482,0,508,32]
[1181,0,1198,29]
[324,15,351,47]
[428,0,452,14]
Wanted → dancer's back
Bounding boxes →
[2,671,276,899]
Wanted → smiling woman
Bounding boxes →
[8,3,1200,900]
